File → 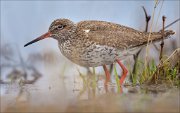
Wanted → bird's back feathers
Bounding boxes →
[77,20,175,49]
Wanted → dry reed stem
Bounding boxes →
[144,1,158,76]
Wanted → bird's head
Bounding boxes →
[24,18,75,47]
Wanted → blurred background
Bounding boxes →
[1,1,179,112]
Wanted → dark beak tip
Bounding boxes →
[24,42,31,47]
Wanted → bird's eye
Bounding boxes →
[57,25,64,29]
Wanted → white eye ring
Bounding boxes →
[57,25,64,29]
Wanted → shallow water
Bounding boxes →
[1,61,180,112]
[1,84,179,112]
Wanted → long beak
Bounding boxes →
[24,32,51,47]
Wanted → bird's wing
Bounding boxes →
[77,20,148,49]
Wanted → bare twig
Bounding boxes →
[163,18,180,30]
[142,6,151,32]
[153,18,180,52]
[159,16,166,61]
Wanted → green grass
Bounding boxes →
[130,58,179,87]
[114,64,121,93]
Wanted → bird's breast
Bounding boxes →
[58,40,123,67]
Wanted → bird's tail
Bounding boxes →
[131,30,175,48]
[148,30,175,42]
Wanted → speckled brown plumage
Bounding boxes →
[25,18,175,67]
[76,20,174,49]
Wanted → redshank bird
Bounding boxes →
[24,18,175,85]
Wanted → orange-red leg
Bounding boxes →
[103,65,111,85]
[116,59,128,85]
